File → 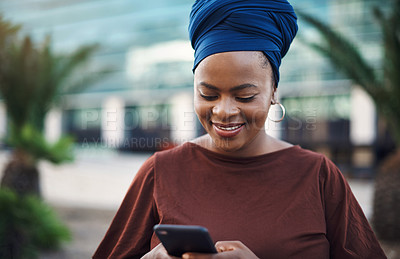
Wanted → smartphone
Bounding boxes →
[153,224,217,257]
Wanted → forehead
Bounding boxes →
[194,51,271,87]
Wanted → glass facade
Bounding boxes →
[0,0,390,174]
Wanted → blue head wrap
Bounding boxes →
[189,0,298,86]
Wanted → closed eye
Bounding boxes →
[200,94,218,101]
[236,95,256,103]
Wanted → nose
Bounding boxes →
[212,97,240,119]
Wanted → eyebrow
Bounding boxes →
[199,82,257,92]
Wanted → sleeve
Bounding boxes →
[319,156,387,259]
[93,155,159,259]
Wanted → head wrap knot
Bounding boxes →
[189,0,298,86]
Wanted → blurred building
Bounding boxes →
[0,0,198,152]
[0,0,393,176]
[279,0,394,177]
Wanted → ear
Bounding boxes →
[271,87,278,104]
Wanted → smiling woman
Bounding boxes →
[192,51,282,157]
[93,1,387,258]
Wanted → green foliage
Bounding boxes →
[0,27,100,132]
[0,14,109,164]
[297,0,400,145]
[0,188,71,259]
[7,123,74,164]
[297,11,379,97]
[0,15,20,61]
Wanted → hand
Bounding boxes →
[182,241,259,259]
[140,243,180,259]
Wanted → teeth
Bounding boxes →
[216,125,242,131]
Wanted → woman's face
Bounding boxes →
[194,51,275,156]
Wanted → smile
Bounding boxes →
[216,124,242,131]
[212,123,245,138]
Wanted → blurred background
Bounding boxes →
[0,0,399,258]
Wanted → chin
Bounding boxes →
[211,137,245,154]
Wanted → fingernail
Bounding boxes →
[182,254,189,259]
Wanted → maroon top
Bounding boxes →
[93,142,386,259]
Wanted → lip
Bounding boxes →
[212,122,245,138]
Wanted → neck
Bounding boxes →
[193,131,292,157]
[210,131,270,157]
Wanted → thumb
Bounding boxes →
[182,252,214,259]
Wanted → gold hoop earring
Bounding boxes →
[268,102,285,123]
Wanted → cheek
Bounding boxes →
[194,99,209,122]
[242,102,270,127]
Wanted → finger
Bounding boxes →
[209,250,242,258]
[156,243,182,258]
[182,252,215,259]
[141,243,180,259]
[216,246,234,253]
[215,241,241,252]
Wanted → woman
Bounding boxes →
[93,0,386,258]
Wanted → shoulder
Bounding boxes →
[280,145,326,168]
[293,146,341,170]
[130,143,193,178]
[154,142,195,161]
[152,142,199,170]
[132,154,156,184]
[299,147,343,178]
[288,145,325,160]
[297,149,350,199]
[281,146,344,183]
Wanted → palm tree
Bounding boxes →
[297,0,400,241]
[0,15,107,197]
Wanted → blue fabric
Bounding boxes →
[189,0,298,86]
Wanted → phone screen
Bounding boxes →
[153,224,217,257]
